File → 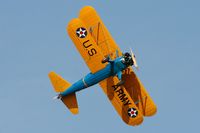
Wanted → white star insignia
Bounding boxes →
[128,108,138,118]
[76,27,87,38]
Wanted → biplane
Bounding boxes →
[49,6,157,126]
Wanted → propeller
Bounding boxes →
[130,48,139,70]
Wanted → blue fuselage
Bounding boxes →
[61,57,128,96]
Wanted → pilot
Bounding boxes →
[124,52,131,59]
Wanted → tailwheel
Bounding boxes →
[53,93,62,100]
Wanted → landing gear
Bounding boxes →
[116,80,125,86]
[112,80,125,90]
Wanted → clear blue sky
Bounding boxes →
[0,0,200,132]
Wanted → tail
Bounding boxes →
[48,71,79,114]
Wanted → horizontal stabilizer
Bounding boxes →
[48,71,71,92]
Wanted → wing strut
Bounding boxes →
[96,22,100,45]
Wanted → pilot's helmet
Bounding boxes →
[124,52,131,57]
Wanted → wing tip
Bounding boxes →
[48,71,55,77]
[125,115,144,126]
[67,18,80,27]
[79,6,97,19]
[80,5,95,12]
[70,108,79,115]
[145,105,157,117]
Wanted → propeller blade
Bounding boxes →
[130,48,139,69]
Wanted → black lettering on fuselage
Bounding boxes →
[112,84,131,106]
[82,39,97,56]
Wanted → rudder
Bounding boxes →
[61,93,79,114]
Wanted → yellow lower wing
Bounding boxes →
[99,77,143,126]
[122,68,157,116]
[67,18,106,73]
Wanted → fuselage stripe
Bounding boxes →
[82,77,88,88]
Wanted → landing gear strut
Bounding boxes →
[116,80,125,86]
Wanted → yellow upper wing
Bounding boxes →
[122,68,157,116]
[79,6,122,59]
[99,76,143,126]
[67,18,106,73]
